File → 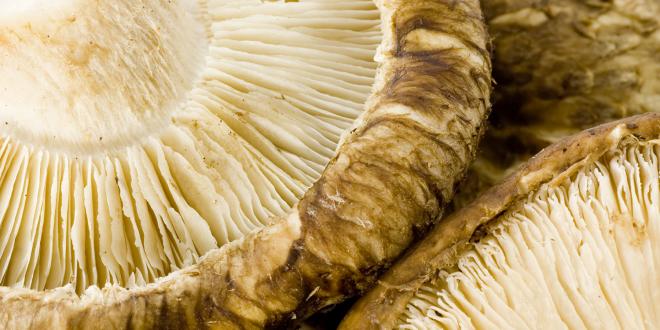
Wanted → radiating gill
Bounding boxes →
[0,0,382,292]
[401,141,660,329]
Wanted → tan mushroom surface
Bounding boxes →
[341,113,660,329]
[453,0,660,208]
[0,0,492,328]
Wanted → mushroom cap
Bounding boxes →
[452,0,660,209]
[0,0,384,291]
[340,113,660,329]
[0,0,491,328]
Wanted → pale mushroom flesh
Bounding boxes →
[402,140,660,329]
[0,0,382,292]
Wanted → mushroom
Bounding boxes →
[0,0,491,328]
[341,113,660,329]
[452,0,660,208]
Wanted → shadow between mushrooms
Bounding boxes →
[0,0,491,328]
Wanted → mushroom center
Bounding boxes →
[0,0,207,154]
[0,0,73,20]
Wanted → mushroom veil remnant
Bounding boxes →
[0,0,492,328]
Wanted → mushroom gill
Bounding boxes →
[402,140,659,329]
[0,0,382,292]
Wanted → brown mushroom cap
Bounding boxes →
[341,113,660,329]
[0,0,491,328]
[452,0,660,209]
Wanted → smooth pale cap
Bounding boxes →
[0,0,207,153]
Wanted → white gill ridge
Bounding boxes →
[401,141,660,329]
[0,0,381,292]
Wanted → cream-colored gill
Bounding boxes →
[0,0,382,292]
[401,141,659,329]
